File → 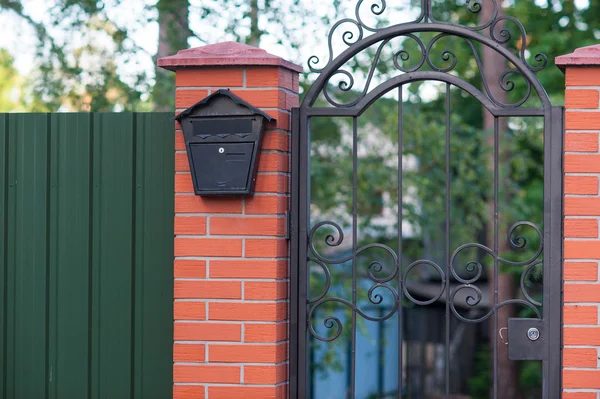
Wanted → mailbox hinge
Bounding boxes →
[285,211,292,240]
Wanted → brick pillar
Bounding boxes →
[158,42,301,399]
[557,45,600,398]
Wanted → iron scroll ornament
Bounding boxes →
[303,0,550,110]
[306,220,543,342]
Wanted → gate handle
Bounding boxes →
[499,327,508,345]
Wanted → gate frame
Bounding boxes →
[289,3,564,397]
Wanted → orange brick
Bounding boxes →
[210,259,287,279]
[246,67,294,90]
[565,197,600,216]
[174,216,207,235]
[566,89,600,109]
[566,112,600,130]
[566,154,600,173]
[208,343,286,363]
[210,216,285,236]
[209,302,287,322]
[563,370,600,389]
[262,130,290,152]
[265,110,290,130]
[245,238,288,258]
[565,327,600,345]
[174,302,205,320]
[565,219,599,238]
[174,322,241,341]
[173,343,205,362]
[565,283,600,302]
[258,152,290,173]
[563,348,598,367]
[231,89,285,109]
[175,131,185,150]
[175,173,194,193]
[173,364,240,384]
[565,176,598,195]
[175,260,207,279]
[567,68,600,86]
[565,240,600,259]
[565,262,599,281]
[562,393,598,399]
[208,386,284,399]
[246,195,288,215]
[176,89,209,108]
[175,194,243,214]
[176,68,243,87]
[175,152,189,172]
[245,281,288,300]
[564,305,599,324]
[566,133,599,152]
[175,280,241,299]
[244,323,288,343]
[173,385,205,399]
[175,238,242,257]
[286,91,299,108]
[255,174,289,193]
[245,364,287,384]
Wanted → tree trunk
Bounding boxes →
[480,4,523,399]
[247,0,262,46]
[153,0,192,111]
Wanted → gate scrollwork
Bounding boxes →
[306,219,544,341]
[307,0,548,110]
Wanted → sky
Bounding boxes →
[0,0,592,98]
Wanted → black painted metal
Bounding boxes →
[174,89,271,196]
[290,1,563,397]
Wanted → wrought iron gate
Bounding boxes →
[290,1,563,398]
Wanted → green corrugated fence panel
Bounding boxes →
[48,113,92,399]
[11,114,49,399]
[0,115,6,399]
[133,113,174,399]
[0,113,174,399]
[91,113,135,399]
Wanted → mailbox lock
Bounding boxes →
[527,327,540,341]
[219,147,225,154]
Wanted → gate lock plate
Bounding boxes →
[508,318,546,361]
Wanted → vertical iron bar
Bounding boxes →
[297,109,309,399]
[290,107,300,399]
[493,116,499,399]
[544,107,564,399]
[397,86,404,399]
[351,116,358,398]
[444,83,451,399]
[378,307,384,397]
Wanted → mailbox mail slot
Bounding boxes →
[190,143,255,192]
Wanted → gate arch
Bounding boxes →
[290,1,563,398]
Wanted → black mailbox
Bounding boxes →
[174,89,273,196]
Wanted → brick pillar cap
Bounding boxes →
[157,41,303,73]
[556,44,600,70]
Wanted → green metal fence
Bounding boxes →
[0,113,174,399]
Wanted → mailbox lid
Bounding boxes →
[189,142,255,194]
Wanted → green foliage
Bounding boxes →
[0,48,47,111]
[468,345,491,399]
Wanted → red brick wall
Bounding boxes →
[562,66,600,398]
[171,65,299,398]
